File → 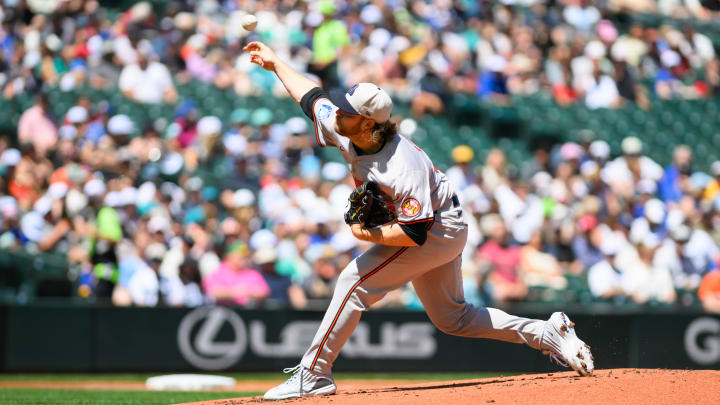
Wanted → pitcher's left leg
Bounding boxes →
[412,255,546,349]
[412,256,594,375]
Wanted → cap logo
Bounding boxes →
[347,84,359,96]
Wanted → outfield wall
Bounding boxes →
[1,305,718,372]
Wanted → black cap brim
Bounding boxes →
[329,90,360,115]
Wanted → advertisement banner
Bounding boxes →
[1,305,718,372]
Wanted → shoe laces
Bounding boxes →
[282,364,304,391]
[542,349,569,368]
[283,364,303,374]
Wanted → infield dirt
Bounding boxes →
[175,369,720,405]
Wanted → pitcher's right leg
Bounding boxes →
[300,245,411,376]
[264,245,410,400]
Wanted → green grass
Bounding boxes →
[0,372,519,404]
[0,372,516,382]
[0,388,259,405]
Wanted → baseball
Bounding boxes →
[241,14,258,31]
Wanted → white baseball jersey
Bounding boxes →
[311,98,456,226]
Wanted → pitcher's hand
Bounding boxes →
[243,41,278,72]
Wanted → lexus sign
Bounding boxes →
[177,306,437,371]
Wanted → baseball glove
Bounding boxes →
[344,182,396,228]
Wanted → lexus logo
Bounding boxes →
[178,306,248,370]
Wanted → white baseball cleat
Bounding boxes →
[542,312,595,376]
[263,364,336,400]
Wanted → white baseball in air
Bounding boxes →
[241,14,258,31]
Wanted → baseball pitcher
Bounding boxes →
[244,41,594,401]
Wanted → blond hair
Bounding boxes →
[369,120,397,145]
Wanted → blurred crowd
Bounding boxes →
[1,88,370,309]
[0,0,720,312]
[2,0,720,114]
[448,136,720,313]
[4,91,720,312]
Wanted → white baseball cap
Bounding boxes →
[621,136,642,155]
[711,161,720,176]
[589,140,610,160]
[644,198,665,225]
[197,116,222,135]
[108,114,135,135]
[66,106,88,124]
[330,83,393,124]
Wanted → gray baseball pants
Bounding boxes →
[301,207,548,375]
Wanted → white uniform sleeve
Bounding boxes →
[311,98,342,148]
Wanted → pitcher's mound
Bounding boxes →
[176,369,720,405]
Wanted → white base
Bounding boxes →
[145,374,236,391]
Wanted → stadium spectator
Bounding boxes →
[88,41,123,90]
[202,241,270,306]
[655,223,716,291]
[446,145,476,193]
[255,246,307,309]
[546,219,584,275]
[119,51,177,104]
[176,257,207,307]
[698,270,720,313]
[303,244,340,300]
[520,230,568,290]
[573,215,604,269]
[309,1,349,90]
[477,55,510,104]
[702,161,720,202]
[659,145,694,203]
[602,137,663,196]
[481,148,508,192]
[477,214,528,303]
[587,227,625,299]
[17,94,58,157]
[564,0,602,33]
[616,235,676,303]
[91,196,123,301]
[127,242,171,307]
[585,67,621,109]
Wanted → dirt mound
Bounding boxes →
[175,369,720,405]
